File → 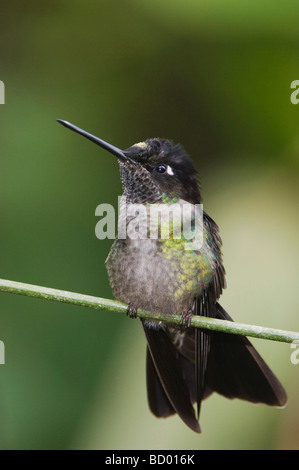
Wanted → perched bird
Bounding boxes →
[57,119,287,433]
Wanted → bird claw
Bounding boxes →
[126,302,138,319]
[180,308,193,330]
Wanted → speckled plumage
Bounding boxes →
[106,207,218,316]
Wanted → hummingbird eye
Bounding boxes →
[155,164,174,175]
[155,164,167,174]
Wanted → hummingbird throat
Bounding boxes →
[95,195,204,251]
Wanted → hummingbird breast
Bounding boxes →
[105,201,216,315]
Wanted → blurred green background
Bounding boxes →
[1,0,299,450]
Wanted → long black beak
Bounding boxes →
[57,119,134,163]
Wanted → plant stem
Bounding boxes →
[0,278,298,343]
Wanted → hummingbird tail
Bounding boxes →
[142,303,287,433]
[142,320,201,433]
[205,303,288,408]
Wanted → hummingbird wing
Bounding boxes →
[205,303,288,407]
[142,320,201,433]
[193,213,226,418]
[194,293,213,419]
[201,214,286,407]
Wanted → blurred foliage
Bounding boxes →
[0,0,299,449]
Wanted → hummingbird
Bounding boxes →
[57,119,287,433]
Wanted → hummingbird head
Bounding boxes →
[122,138,201,204]
[57,120,201,204]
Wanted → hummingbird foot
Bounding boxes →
[180,308,193,330]
[126,302,138,319]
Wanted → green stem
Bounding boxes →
[0,278,298,343]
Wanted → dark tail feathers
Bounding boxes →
[142,304,287,433]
